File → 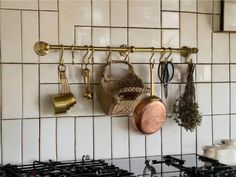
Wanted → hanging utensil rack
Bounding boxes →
[34,41,198,58]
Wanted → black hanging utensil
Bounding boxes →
[158,60,174,98]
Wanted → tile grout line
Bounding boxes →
[229,33,232,139]
[91,0,95,160]
[109,0,113,160]
[0,4,2,164]
[73,24,76,161]
[178,0,182,157]
[210,0,214,146]
[37,0,41,162]
[127,0,131,162]
[195,0,199,155]
[20,10,24,165]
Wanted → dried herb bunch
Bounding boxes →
[171,63,202,131]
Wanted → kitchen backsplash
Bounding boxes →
[0,0,235,165]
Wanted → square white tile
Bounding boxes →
[57,117,75,161]
[196,83,211,115]
[212,65,229,82]
[146,130,162,156]
[92,28,110,63]
[92,0,109,26]
[129,117,145,157]
[40,118,56,161]
[23,119,39,164]
[197,14,212,63]
[2,64,22,119]
[196,65,211,82]
[231,115,236,139]
[59,0,91,50]
[1,10,21,63]
[23,65,39,118]
[40,11,58,63]
[93,85,106,116]
[2,120,21,164]
[231,83,236,113]
[213,33,229,63]
[22,11,39,63]
[198,0,213,13]
[68,84,93,116]
[230,34,236,63]
[162,12,179,28]
[111,0,127,26]
[162,84,180,114]
[213,115,230,144]
[180,13,197,62]
[76,117,93,159]
[212,83,229,114]
[40,64,58,83]
[213,0,221,14]
[197,116,212,154]
[162,119,181,155]
[182,128,196,154]
[129,0,160,27]
[39,0,58,11]
[230,65,236,81]
[1,0,38,9]
[213,15,221,31]
[162,0,179,10]
[110,28,127,46]
[40,84,58,117]
[94,117,111,159]
[162,30,180,62]
[112,117,129,158]
[180,0,196,12]
[128,29,160,63]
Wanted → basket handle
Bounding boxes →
[102,60,135,80]
[114,87,150,103]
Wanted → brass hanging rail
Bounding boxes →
[34,41,198,58]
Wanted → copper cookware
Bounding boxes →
[132,58,167,135]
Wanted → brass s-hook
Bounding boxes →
[165,47,173,62]
[87,46,94,64]
[71,45,75,65]
[149,47,156,67]
[82,45,90,65]
[106,47,112,63]
[159,48,166,62]
[124,48,131,62]
[59,45,64,64]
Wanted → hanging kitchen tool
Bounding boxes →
[99,50,150,116]
[132,49,167,135]
[171,60,202,132]
[158,48,174,98]
[52,45,76,114]
[82,46,93,100]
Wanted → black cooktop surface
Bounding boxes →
[0,154,235,177]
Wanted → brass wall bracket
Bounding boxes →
[34,41,198,58]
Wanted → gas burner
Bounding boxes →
[151,155,236,177]
[0,155,135,177]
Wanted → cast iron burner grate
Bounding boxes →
[0,155,135,177]
[148,155,236,177]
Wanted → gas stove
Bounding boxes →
[110,154,236,177]
[1,154,236,177]
[0,155,134,177]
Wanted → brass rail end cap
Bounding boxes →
[34,41,50,56]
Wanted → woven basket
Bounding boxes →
[99,60,150,116]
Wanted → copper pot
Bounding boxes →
[132,62,167,134]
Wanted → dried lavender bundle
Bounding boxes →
[171,63,202,132]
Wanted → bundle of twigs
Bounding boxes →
[171,63,202,132]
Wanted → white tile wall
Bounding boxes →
[0,0,234,164]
